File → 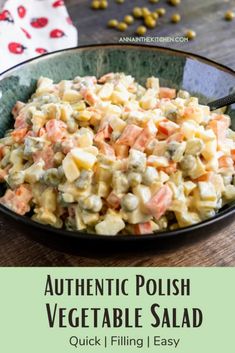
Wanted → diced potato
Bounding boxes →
[95,213,125,235]
[74,206,86,231]
[24,160,45,183]
[41,187,57,212]
[98,83,114,100]
[32,209,62,228]
[96,165,112,183]
[71,148,96,170]
[77,110,92,122]
[175,211,201,227]
[147,155,169,168]
[159,171,170,183]
[205,157,219,173]
[125,207,151,224]
[185,138,204,155]
[36,77,54,94]
[32,110,47,133]
[81,211,99,225]
[111,89,129,105]
[201,140,217,160]
[83,146,99,156]
[133,185,151,207]
[140,89,157,110]
[62,153,80,182]
[97,181,110,198]
[188,157,206,179]
[63,193,75,203]
[223,185,235,201]
[198,182,217,201]
[110,116,127,133]
[77,132,93,148]
[62,89,81,103]
[146,77,159,91]
[197,128,216,141]
[181,120,198,139]
[184,181,197,196]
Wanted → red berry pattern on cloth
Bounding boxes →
[0,0,78,73]
[18,5,26,18]
[0,9,14,23]
[53,0,64,7]
[8,42,26,54]
[50,28,65,38]
[35,48,48,54]
[21,28,31,39]
[31,17,48,29]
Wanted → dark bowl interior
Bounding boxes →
[0,44,234,242]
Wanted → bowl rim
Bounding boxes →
[0,43,234,241]
[1,43,235,78]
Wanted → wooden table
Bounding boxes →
[0,0,234,266]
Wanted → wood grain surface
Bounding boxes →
[0,0,234,266]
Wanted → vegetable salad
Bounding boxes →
[0,73,235,235]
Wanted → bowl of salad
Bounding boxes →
[0,44,234,241]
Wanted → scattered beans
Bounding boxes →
[91,0,100,9]
[168,0,181,6]
[136,25,147,36]
[107,19,118,28]
[171,13,181,23]
[224,10,234,21]
[185,29,196,40]
[100,0,108,9]
[124,15,134,25]
[144,15,157,28]
[156,8,166,17]
[133,7,142,18]
[117,22,128,31]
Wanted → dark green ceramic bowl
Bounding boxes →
[0,44,234,243]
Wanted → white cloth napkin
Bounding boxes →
[0,0,78,73]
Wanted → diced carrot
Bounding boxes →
[99,142,116,158]
[134,221,153,235]
[0,146,4,159]
[81,88,98,106]
[46,119,67,143]
[231,149,235,162]
[193,171,214,182]
[218,155,233,168]
[98,73,114,83]
[183,107,197,120]
[213,114,231,128]
[119,158,129,172]
[132,120,157,151]
[33,146,54,169]
[114,144,129,159]
[12,101,25,119]
[14,113,28,129]
[106,191,121,209]
[11,128,28,142]
[145,184,173,220]
[94,124,112,143]
[0,184,32,215]
[26,130,37,138]
[167,132,184,143]
[159,87,176,99]
[38,128,46,137]
[208,119,227,148]
[159,161,177,175]
[0,168,7,182]
[116,124,143,146]
[158,119,179,137]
